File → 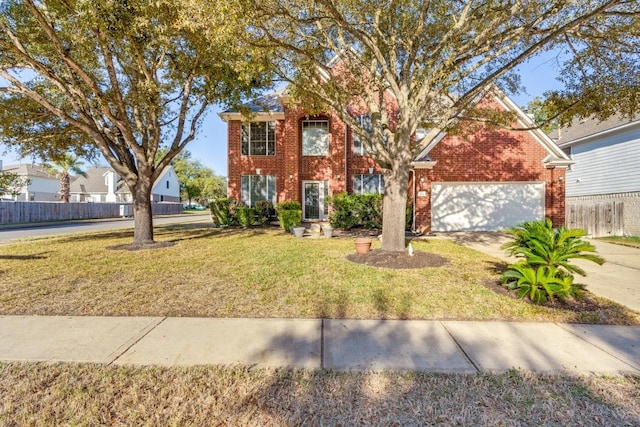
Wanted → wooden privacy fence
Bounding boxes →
[0,201,183,225]
[565,201,624,237]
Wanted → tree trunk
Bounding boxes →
[131,178,154,245]
[60,171,70,203]
[381,165,410,252]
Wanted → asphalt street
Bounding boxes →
[0,213,211,243]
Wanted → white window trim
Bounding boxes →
[242,121,276,156]
[353,174,385,195]
[302,120,329,156]
[241,175,277,207]
[353,114,373,156]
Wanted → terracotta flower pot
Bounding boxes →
[354,237,372,254]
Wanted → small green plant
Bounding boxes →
[254,200,274,226]
[236,207,255,227]
[501,218,601,303]
[210,198,238,226]
[501,218,604,277]
[276,201,302,231]
[502,263,583,303]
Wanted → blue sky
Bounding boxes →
[1,52,565,177]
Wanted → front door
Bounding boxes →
[303,181,329,221]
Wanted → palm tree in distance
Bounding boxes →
[44,153,87,202]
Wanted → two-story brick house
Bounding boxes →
[220,88,572,232]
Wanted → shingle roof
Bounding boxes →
[2,164,57,179]
[550,115,636,145]
[223,88,287,114]
[69,167,122,194]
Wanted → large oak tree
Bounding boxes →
[0,0,269,244]
[251,0,639,251]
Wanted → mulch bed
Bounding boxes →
[346,249,449,269]
[482,277,632,321]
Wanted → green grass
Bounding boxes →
[597,235,640,248]
[1,363,639,426]
[0,223,637,324]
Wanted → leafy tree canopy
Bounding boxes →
[0,170,30,198]
[246,0,639,250]
[0,0,272,244]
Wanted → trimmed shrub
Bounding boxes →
[236,207,255,227]
[254,200,275,226]
[276,201,302,231]
[328,192,382,229]
[276,200,301,211]
[210,198,238,226]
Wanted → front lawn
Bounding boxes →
[0,223,637,324]
[2,363,639,426]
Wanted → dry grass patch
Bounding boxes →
[597,236,640,248]
[1,363,639,426]
[0,224,638,324]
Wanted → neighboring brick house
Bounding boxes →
[551,116,640,236]
[220,89,571,232]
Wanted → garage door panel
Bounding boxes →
[432,182,544,231]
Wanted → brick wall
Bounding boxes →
[227,96,566,228]
[413,115,566,230]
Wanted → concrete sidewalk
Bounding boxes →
[1,316,638,375]
[436,232,640,312]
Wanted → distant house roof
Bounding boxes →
[551,115,639,147]
[69,167,126,195]
[2,164,57,179]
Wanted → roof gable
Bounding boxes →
[415,88,572,167]
[2,164,58,179]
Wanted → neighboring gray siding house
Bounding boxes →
[552,116,640,236]
[70,166,181,203]
[0,162,59,201]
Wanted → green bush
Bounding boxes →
[328,192,382,229]
[276,200,302,231]
[277,209,302,231]
[406,200,413,231]
[500,218,603,303]
[254,200,274,226]
[276,200,301,211]
[210,198,238,226]
[236,207,255,227]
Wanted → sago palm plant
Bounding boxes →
[501,218,604,277]
[502,262,583,303]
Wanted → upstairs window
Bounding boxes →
[302,120,329,156]
[353,174,385,195]
[353,114,389,156]
[242,122,276,156]
[353,114,373,156]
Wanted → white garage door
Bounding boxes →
[431,182,545,231]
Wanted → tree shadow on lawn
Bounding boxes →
[162,224,280,243]
[0,252,51,260]
[482,260,640,326]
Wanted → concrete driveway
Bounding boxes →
[436,232,640,313]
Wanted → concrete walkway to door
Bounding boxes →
[436,232,640,313]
